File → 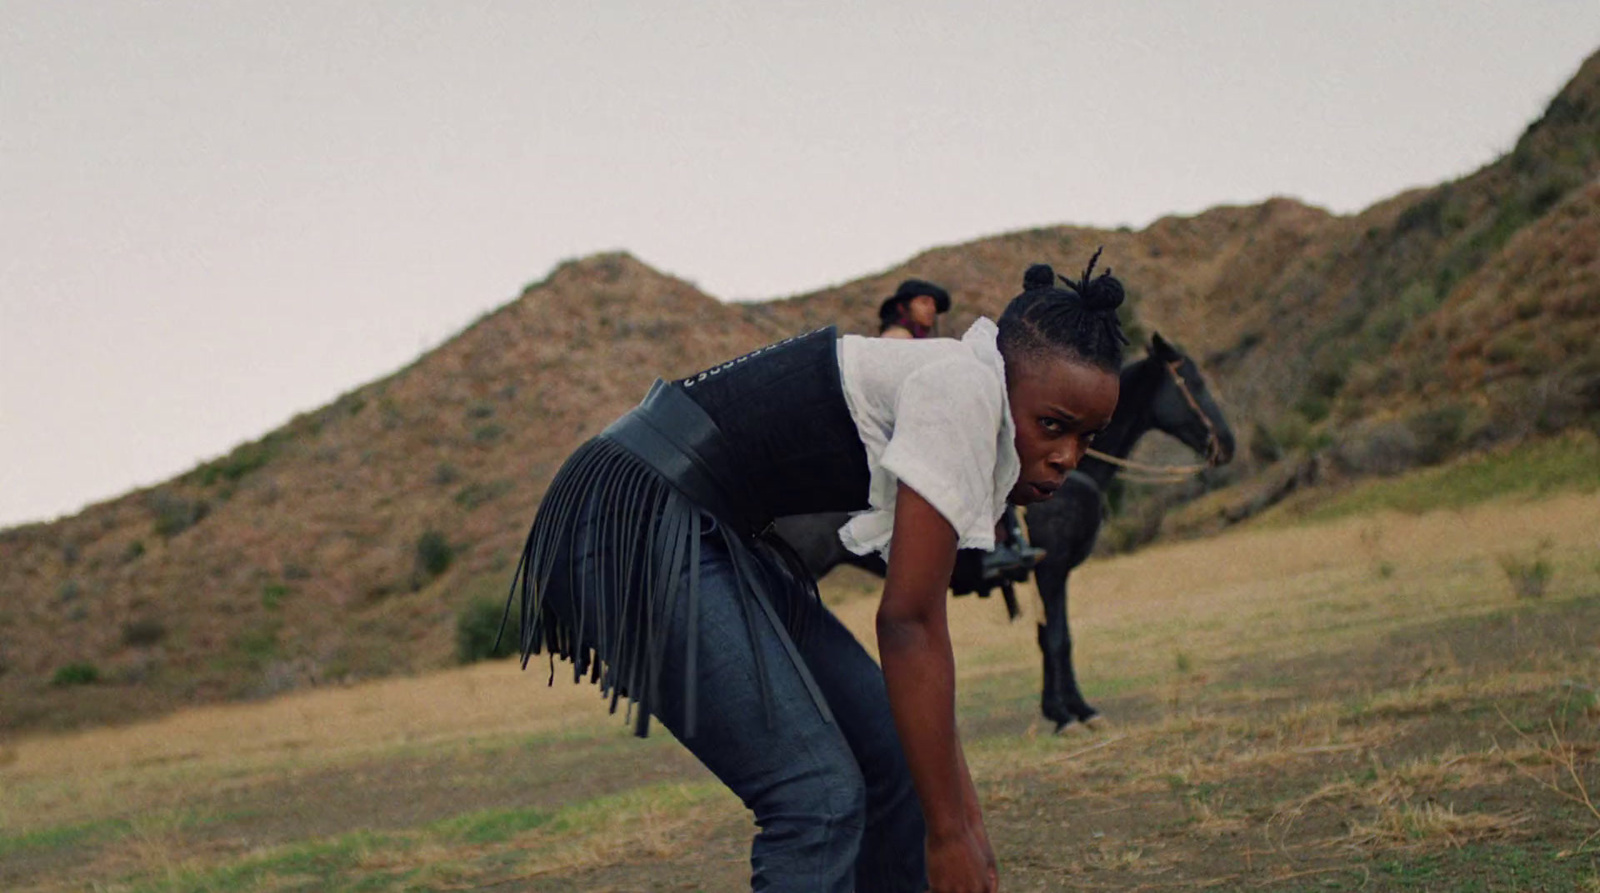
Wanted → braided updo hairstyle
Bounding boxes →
[997,248,1129,372]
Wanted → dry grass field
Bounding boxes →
[4,469,1599,890]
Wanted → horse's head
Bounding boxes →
[1146,333,1235,466]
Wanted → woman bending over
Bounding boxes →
[505,254,1129,892]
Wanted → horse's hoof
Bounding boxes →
[1080,714,1108,730]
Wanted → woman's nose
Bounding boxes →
[1051,439,1085,472]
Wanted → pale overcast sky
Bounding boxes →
[3,2,1598,527]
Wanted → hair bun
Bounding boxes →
[1080,275,1124,312]
[1023,264,1056,292]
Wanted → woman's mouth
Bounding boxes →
[1030,481,1059,499]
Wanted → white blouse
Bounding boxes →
[835,318,1021,557]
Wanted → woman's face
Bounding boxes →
[1005,353,1119,505]
[906,294,940,328]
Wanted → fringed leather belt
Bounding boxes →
[504,379,833,740]
[600,381,773,540]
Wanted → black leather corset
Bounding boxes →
[673,327,871,521]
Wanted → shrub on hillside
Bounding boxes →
[1340,360,1399,403]
[472,423,505,444]
[121,618,167,648]
[198,436,278,486]
[261,582,290,610]
[433,463,462,486]
[57,579,82,602]
[1270,413,1314,455]
[455,480,513,511]
[1332,420,1419,476]
[456,597,516,664]
[1248,420,1282,465]
[1481,372,1595,443]
[1499,547,1553,600]
[416,530,454,578]
[52,662,100,686]
[1293,394,1331,424]
[1405,403,1473,466]
[148,491,209,538]
[232,621,281,665]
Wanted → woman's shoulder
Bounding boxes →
[845,321,1001,376]
[841,331,978,373]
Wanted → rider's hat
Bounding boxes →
[877,279,951,325]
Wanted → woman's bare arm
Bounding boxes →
[877,483,996,891]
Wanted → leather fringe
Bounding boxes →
[500,436,830,739]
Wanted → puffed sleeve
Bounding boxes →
[876,355,1006,550]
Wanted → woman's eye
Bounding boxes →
[1040,418,1064,434]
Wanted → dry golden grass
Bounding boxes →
[3,489,1598,890]
[1346,799,1531,849]
[421,783,740,890]
[9,492,1597,798]
[1,659,620,833]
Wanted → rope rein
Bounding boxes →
[1081,360,1223,484]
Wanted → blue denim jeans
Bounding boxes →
[563,514,928,892]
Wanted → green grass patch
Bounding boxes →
[0,807,245,861]
[429,805,552,844]
[0,817,131,858]
[113,780,726,893]
[1360,842,1595,892]
[127,830,404,893]
[541,781,724,835]
[1289,432,1600,524]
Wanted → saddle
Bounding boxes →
[949,512,1045,620]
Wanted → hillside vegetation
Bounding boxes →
[1,49,1596,735]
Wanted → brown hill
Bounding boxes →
[0,255,780,731]
[3,49,1597,736]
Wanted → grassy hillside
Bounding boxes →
[1,49,1596,736]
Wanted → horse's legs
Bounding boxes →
[1034,561,1099,731]
[1034,560,1073,729]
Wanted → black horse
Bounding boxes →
[775,333,1235,730]
[1027,333,1233,728]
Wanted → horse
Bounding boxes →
[1027,332,1233,728]
[774,333,1235,730]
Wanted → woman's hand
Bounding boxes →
[927,826,998,893]
[973,819,997,884]
[959,747,998,884]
